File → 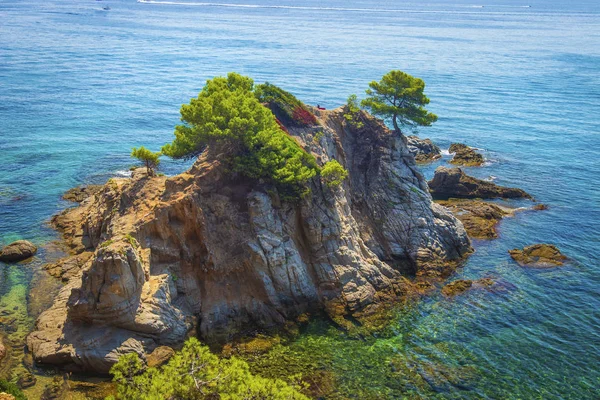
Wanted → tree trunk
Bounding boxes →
[392,114,402,136]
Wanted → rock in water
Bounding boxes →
[436,199,511,239]
[429,167,532,200]
[407,135,442,163]
[448,143,484,166]
[27,107,471,373]
[62,185,103,203]
[0,240,37,262]
[509,244,567,268]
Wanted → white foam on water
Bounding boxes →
[115,170,132,177]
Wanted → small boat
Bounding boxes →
[103,6,110,10]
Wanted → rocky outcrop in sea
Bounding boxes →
[407,135,442,163]
[27,108,471,373]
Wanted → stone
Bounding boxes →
[27,107,472,373]
[0,393,15,400]
[62,185,103,203]
[532,203,549,211]
[509,244,567,268]
[436,199,512,239]
[407,135,442,163]
[0,240,37,263]
[146,346,175,368]
[16,371,36,389]
[429,167,532,200]
[448,143,484,166]
[442,277,495,297]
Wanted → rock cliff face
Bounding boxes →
[27,108,471,373]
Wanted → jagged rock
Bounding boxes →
[28,108,471,373]
[0,393,15,400]
[532,203,549,211]
[509,244,567,268]
[429,167,532,200]
[436,199,514,239]
[448,143,484,166]
[44,252,93,282]
[0,240,37,262]
[147,346,175,367]
[62,185,103,203]
[407,135,441,163]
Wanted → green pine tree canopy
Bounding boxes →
[161,73,319,198]
[361,70,438,135]
[107,338,309,400]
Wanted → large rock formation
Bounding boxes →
[429,167,532,200]
[27,108,471,373]
[0,240,37,263]
[509,244,567,268]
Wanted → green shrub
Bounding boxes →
[343,94,364,129]
[107,338,308,400]
[0,379,27,400]
[321,160,349,188]
[162,73,319,199]
[131,146,161,176]
[99,239,114,248]
[255,82,317,127]
[125,234,138,248]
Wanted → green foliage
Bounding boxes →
[108,338,308,400]
[255,82,317,127]
[312,130,324,144]
[125,234,138,248]
[361,70,438,135]
[131,146,161,176]
[321,160,348,188]
[99,239,114,248]
[0,379,27,400]
[343,94,364,129]
[162,73,319,199]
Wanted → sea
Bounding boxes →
[0,0,599,398]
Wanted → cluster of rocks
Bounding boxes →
[448,143,485,167]
[62,185,103,203]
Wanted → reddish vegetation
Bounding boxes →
[292,106,317,126]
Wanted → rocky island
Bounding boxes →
[27,74,471,373]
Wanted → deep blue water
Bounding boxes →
[1,0,599,398]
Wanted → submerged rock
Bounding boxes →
[442,277,494,297]
[448,143,484,166]
[0,240,37,263]
[62,185,103,203]
[429,167,532,200]
[407,135,442,163]
[509,244,567,268]
[27,108,471,373]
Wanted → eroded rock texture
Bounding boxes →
[28,108,471,373]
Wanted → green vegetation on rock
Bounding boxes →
[0,379,27,400]
[108,337,308,400]
[343,94,364,129]
[131,146,161,176]
[361,70,437,135]
[321,160,348,188]
[254,82,318,127]
[162,73,319,199]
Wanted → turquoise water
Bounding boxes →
[1,0,599,398]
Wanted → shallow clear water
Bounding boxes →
[1,0,599,398]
